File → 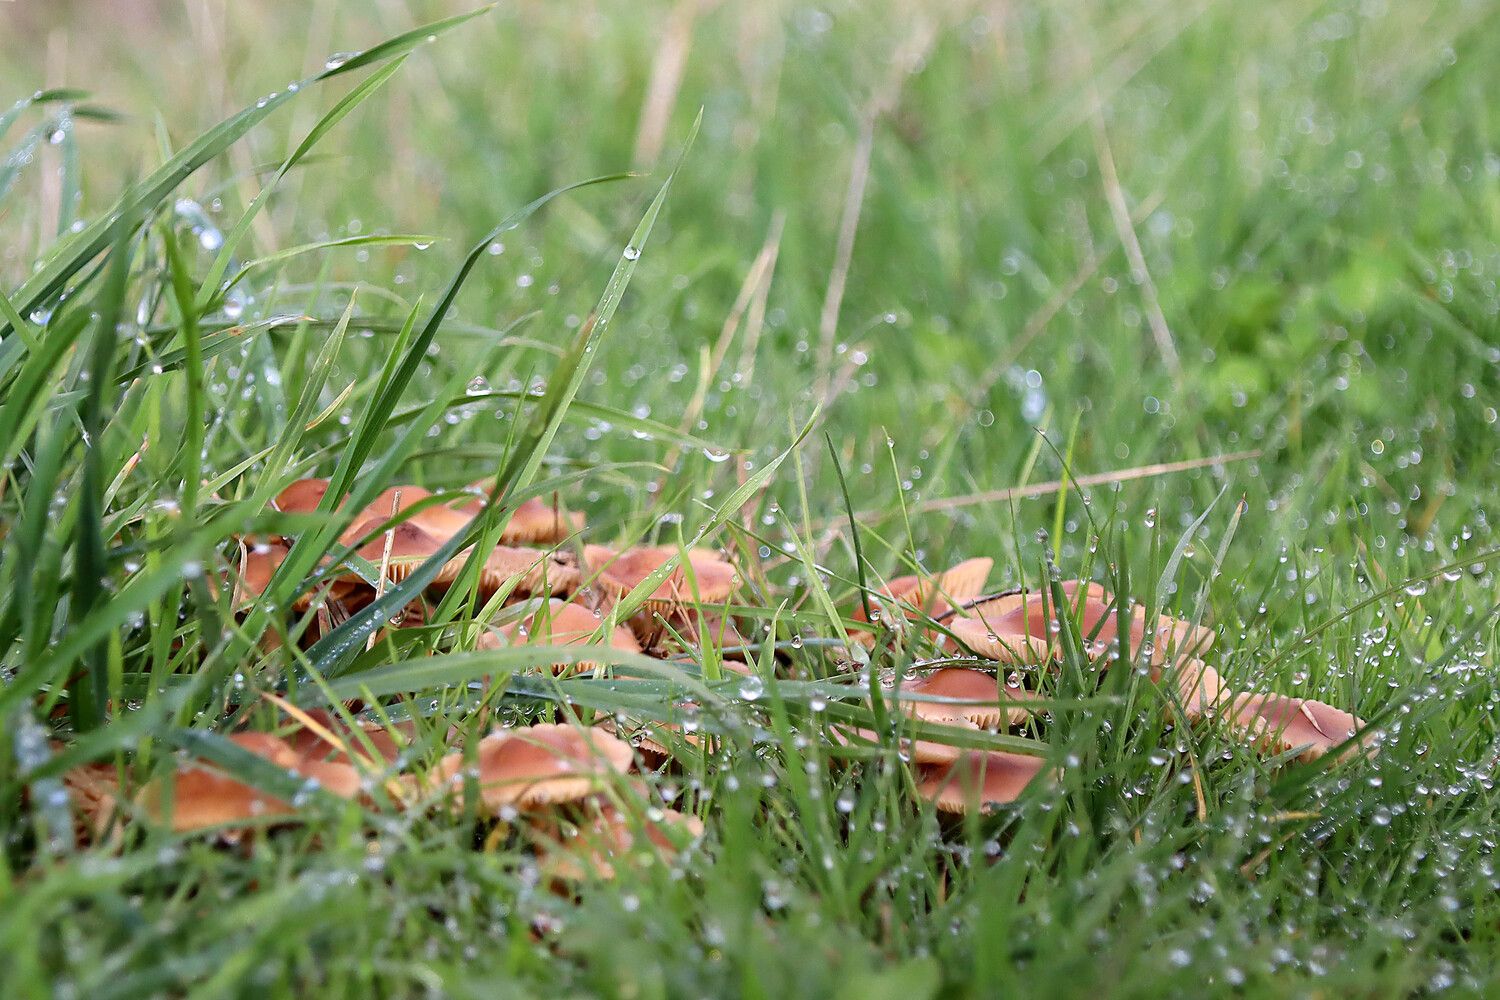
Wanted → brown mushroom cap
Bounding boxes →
[1224,691,1370,762]
[831,717,981,765]
[272,477,332,514]
[899,668,1039,729]
[632,604,748,651]
[1157,658,1227,722]
[480,599,641,672]
[918,749,1049,814]
[61,761,125,843]
[284,708,414,768]
[534,796,704,881]
[490,493,585,544]
[585,545,738,607]
[434,723,633,812]
[944,581,1212,666]
[853,557,994,626]
[139,732,360,833]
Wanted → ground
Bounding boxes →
[1,1,1498,997]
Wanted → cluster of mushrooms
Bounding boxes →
[62,478,1373,880]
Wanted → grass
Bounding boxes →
[2,0,1499,996]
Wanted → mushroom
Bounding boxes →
[944,581,1212,666]
[272,477,332,516]
[1223,691,1370,763]
[898,667,1039,729]
[61,760,125,843]
[1156,658,1228,723]
[635,604,748,652]
[917,749,1049,814]
[533,794,704,882]
[830,716,983,765]
[478,599,642,672]
[585,545,738,610]
[138,732,360,833]
[467,488,585,545]
[433,723,634,813]
[851,557,994,633]
[284,708,415,768]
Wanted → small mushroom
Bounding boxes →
[433,723,633,812]
[532,789,704,882]
[899,667,1038,729]
[1224,691,1370,763]
[635,605,748,652]
[481,491,585,545]
[61,761,125,843]
[272,477,332,515]
[1156,658,1227,722]
[852,557,994,631]
[585,545,738,610]
[830,717,982,765]
[284,708,414,768]
[917,749,1049,814]
[138,732,360,833]
[479,599,641,672]
[944,581,1212,666]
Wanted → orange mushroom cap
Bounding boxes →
[831,717,982,765]
[852,557,993,626]
[139,732,360,833]
[480,599,641,672]
[585,545,738,607]
[1224,691,1371,763]
[918,749,1049,814]
[284,708,415,768]
[944,581,1212,666]
[899,667,1039,729]
[483,491,585,544]
[272,477,332,514]
[435,723,633,812]
[535,796,704,882]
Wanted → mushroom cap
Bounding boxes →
[918,749,1049,814]
[853,557,994,626]
[491,493,585,544]
[272,477,332,514]
[61,761,125,843]
[476,546,579,597]
[434,723,633,811]
[899,668,1039,729]
[285,708,414,768]
[534,795,704,882]
[1226,691,1369,762]
[1157,658,1227,722]
[633,604,748,651]
[830,718,980,765]
[944,581,1213,666]
[481,599,641,672]
[585,545,738,607]
[139,731,360,833]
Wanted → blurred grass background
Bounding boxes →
[6,3,1495,568]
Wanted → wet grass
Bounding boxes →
[2,1,1499,996]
